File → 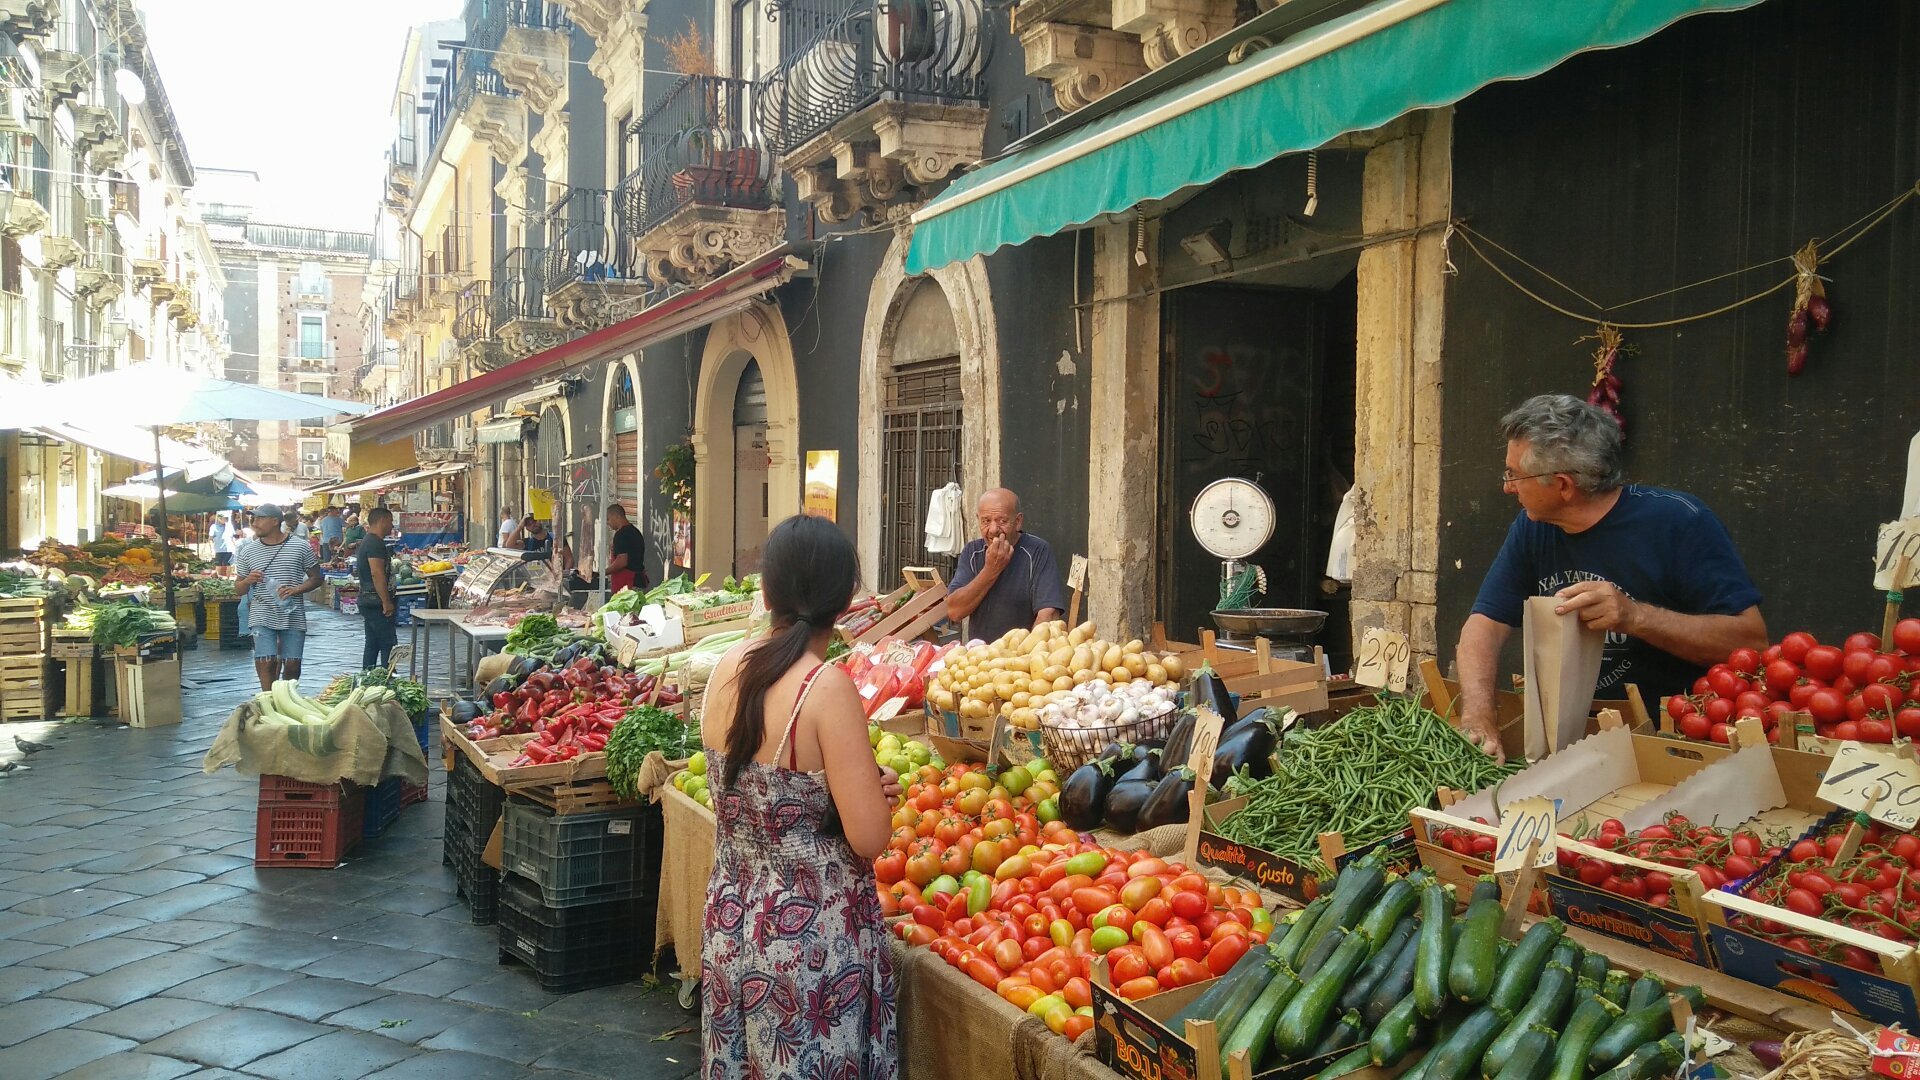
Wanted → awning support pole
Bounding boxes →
[154,426,175,615]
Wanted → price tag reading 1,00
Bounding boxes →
[1816,741,1920,830]
[1493,796,1558,874]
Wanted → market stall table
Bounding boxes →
[452,615,509,695]
[407,608,467,699]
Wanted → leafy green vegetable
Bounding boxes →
[504,614,571,661]
[605,703,699,799]
[81,601,175,647]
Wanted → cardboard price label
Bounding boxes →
[1874,517,1920,591]
[1874,1028,1920,1077]
[1180,708,1226,870]
[1494,796,1558,873]
[1817,741,1920,829]
[1354,628,1411,693]
[1067,554,1088,592]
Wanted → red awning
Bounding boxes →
[350,252,804,445]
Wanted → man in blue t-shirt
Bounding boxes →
[1455,395,1768,761]
[947,488,1069,644]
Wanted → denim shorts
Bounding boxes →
[251,626,307,660]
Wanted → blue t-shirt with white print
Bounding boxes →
[1471,485,1762,699]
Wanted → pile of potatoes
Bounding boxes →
[925,621,1187,731]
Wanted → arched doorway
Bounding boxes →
[858,232,1002,591]
[692,302,800,578]
[531,404,567,531]
[607,360,640,515]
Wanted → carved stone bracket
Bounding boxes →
[1019,22,1145,111]
[552,0,625,43]
[547,281,645,332]
[494,24,570,115]
[0,192,49,238]
[37,233,81,269]
[38,49,89,104]
[461,339,510,372]
[872,103,988,186]
[0,0,57,40]
[463,91,528,168]
[637,204,786,286]
[785,101,986,223]
[1110,0,1234,69]
[497,318,569,359]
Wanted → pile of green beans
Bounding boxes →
[1217,695,1521,870]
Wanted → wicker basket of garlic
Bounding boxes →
[1036,679,1180,773]
[923,620,1186,737]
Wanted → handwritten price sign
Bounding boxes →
[1874,518,1920,591]
[1817,741,1920,830]
[1355,628,1411,693]
[1494,796,1558,873]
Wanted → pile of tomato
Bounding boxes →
[1558,814,1782,908]
[874,762,1063,908]
[1732,818,1920,972]
[1663,620,1920,744]
[896,844,1269,1039]
[1428,816,1498,859]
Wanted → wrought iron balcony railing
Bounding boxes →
[756,0,990,154]
[0,130,50,208]
[454,279,494,344]
[473,0,571,51]
[626,75,775,239]
[543,187,648,293]
[491,247,551,324]
[423,57,512,162]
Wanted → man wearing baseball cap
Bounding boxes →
[232,505,323,692]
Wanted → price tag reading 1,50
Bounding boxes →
[1354,628,1412,693]
[1817,741,1920,830]
[1493,796,1558,874]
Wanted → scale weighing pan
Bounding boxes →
[1210,608,1328,637]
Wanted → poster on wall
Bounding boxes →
[804,451,839,522]
[526,487,555,521]
[397,510,462,549]
[672,511,693,572]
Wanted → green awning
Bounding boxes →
[906,0,1765,275]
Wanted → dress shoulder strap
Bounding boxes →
[771,664,830,769]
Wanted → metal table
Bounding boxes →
[451,617,510,695]
[407,608,467,700]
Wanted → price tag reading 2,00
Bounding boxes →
[1355,628,1412,693]
[1493,796,1558,874]
[1817,741,1920,830]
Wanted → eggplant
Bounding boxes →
[1222,706,1270,740]
[1190,662,1236,719]
[482,676,515,700]
[552,644,579,666]
[1104,778,1158,833]
[1161,712,1198,768]
[452,699,481,723]
[1212,716,1280,788]
[1061,759,1116,830]
[1137,771,1195,831]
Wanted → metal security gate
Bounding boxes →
[880,356,961,587]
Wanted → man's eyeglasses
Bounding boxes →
[1500,470,1558,486]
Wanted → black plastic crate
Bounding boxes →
[501,798,644,909]
[363,777,404,839]
[497,873,644,993]
[452,837,500,925]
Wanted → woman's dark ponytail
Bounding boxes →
[720,515,858,789]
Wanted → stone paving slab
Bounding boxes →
[0,1028,139,1080]
[48,1050,200,1080]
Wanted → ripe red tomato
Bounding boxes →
[1894,619,1920,656]
[1707,667,1747,699]
[1708,722,1733,744]
[1692,677,1712,696]
[1763,660,1802,696]
[1783,888,1823,917]
[1789,681,1823,709]
[1204,933,1251,976]
[1862,684,1903,715]
[1167,890,1207,922]
[1729,647,1763,676]
[1678,713,1711,741]
[1763,702,1792,728]
[1781,632,1819,664]
[1835,721,1861,741]
[1804,645,1846,683]
[1734,691,1771,716]
[1897,708,1920,740]
[1705,697,1735,724]
[1846,632,1884,654]
[1844,650,1878,683]
[1666,695,1695,720]
[1807,688,1848,724]
[1858,719,1896,743]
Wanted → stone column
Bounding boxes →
[1351,110,1452,660]
[1085,219,1160,640]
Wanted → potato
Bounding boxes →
[1162,654,1186,680]
[1100,644,1123,671]
[1068,624,1092,647]
[1052,676,1074,692]
[1041,665,1067,683]
[1071,669,1094,686]
[1067,646,1091,672]
[1110,666,1132,683]
[1028,678,1051,696]
[1146,663,1168,684]
[1011,691,1030,709]
[1123,653,1148,676]
[1123,638,1145,655]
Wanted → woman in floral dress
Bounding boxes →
[700,515,901,1079]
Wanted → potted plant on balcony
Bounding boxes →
[661,25,765,208]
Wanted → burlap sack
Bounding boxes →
[655,782,717,979]
[635,750,691,803]
[202,698,428,788]
[474,652,516,689]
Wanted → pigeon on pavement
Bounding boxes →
[13,735,49,755]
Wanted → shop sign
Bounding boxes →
[804,450,838,522]
[526,487,555,521]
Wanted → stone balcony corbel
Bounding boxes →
[0,0,57,40]
[493,22,571,116]
[37,49,89,105]
[1109,0,1235,69]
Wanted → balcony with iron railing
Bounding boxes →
[755,0,990,221]
[429,224,471,301]
[423,46,524,170]
[482,0,574,114]
[621,75,785,286]
[0,130,51,237]
[386,128,418,202]
[490,247,564,357]
[454,278,511,371]
[542,186,655,330]
[74,230,121,304]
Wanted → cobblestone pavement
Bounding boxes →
[0,606,700,1080]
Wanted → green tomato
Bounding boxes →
[1063,851,1109,878]
[685,776,707,798]
[869,724,884,747]
[1000,766,1033,797]
[686,751,707,777]
[1036,795,1060,824]
[888,755,913,777]
[926,874,959,900]
[906,741,932,766]
[1089,925,1130,953]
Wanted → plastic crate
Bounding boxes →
[401,780,429,807]
[497,873,645,992]
[501,798,645,909]
[452,839,500,924]
[256,788,364,867]
[412,715,430,756]
[396,593,429,626]
[363,777,404,838]
[259,774,355,805]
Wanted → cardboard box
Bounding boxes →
[1091,958,1356,1080]
[1198,793,1416,905]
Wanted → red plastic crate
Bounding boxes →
[259,774,355,805]
[401,780,428,807]
[255,788,365,867]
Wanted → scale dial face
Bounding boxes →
[1190,478,1275,561]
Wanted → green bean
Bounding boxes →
[1216,696,1522,871]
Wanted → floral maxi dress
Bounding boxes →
[702,666,898,1080]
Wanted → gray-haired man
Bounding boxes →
[1454,394,1767,762]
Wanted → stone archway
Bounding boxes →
[692,302,800,577]
[857,230,1002,591]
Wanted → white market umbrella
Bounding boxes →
[0,366,371,607]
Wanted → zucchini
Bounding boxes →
[1357,878,1422,957]
[1624,973,1666,1011]
[1310,1009,1366,1059]
[1421,1003,1510,1080]
[1594,1033,1686,1080]
[1172,944,1275,1029]
[1269,894,1334,971]
[1587,986,1704,1073]
[1482,959,1575,1076]
[1466,876,1502,906]
[1369,991,1425,1066]
[1317,1043,1375,1080]
[1490,1026,1557,1080]
[1273,928,1374,1062]
[1297,859,1387,963]
[1545,995,1623,1080]
[1600,969,1632,1006]
[1579,949,1610,987]
[1487,918,1563,1014]
[1413,881,1454,1018]
[1340,916,1419,1013]
[1220,965,1302,1072]
[1448,877,1505,1004]
[1362,914,1427,1027]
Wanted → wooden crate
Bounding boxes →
[0,597,49,656]
[51,629,95,660]
[505,777,635,816]
[60,655,104,719]
[0,654,51,722]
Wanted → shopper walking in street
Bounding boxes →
[208,512,234,577]
[699,514,900,1079]
[605,503,648,593]
[498,507,517,548]
[946,487,1069,643]
[232,505,323,692]
[318,505,345,557]
[356,506,399,669]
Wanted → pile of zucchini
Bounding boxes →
[1169,860,1704,1080]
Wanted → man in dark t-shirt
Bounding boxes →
[356,507,398,669]
[606,503,648,594]
[1455,395,1767,761]
[946,488,1068,644]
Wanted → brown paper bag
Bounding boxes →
[1521,595,1604,759]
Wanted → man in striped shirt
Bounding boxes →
[233,505,323,692]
